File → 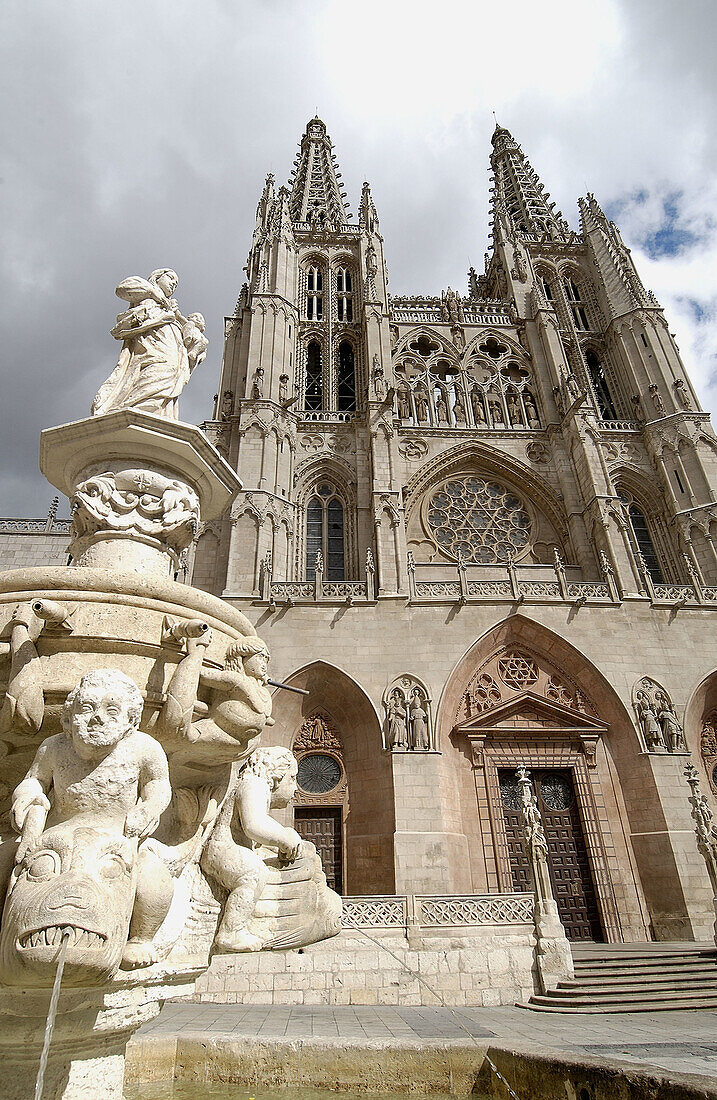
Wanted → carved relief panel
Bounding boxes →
[292,711,348,807]
[700,711,717,795]
[382,675,434,752]
[631,676,686,754]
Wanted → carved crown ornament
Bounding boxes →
[71,469,199,554]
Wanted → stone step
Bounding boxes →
[572,961,717,981]
[547,979,717,999]
[557,972,717,991]
[521,994,717,1013]
[574,948,717,965]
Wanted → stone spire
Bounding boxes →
[288,117,351,227]
[490,124,570,242]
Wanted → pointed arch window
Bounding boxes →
[306,265,323,321]
[628,503,664,584]
[336,267,353,322]
[585,349,618,420]
[306,483,345,580]
[337,340,356,412]
[564,278,590,330]
[305,341,323,411]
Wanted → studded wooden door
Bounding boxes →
[498,768,602,941]
[294,807,343,895]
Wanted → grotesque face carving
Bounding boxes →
[0,822,137,987]
[63,669,142,759]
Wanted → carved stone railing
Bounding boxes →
[298,411,356,424]
[268,582,315,600]
[389,297,513,327]
[0,518,72,534]
[342,892,534,933]
[268,579,371,604]
[651,583,695,602]
[416,893,534,926]
[408,560,618,606]
[598,420,642,432]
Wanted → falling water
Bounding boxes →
[347,922,521,1100]
[34,929,72,1100]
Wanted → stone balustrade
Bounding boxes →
[342,892,534,932]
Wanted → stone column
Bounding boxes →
[516,766,573,993]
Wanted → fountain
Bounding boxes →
[0,270,341,1099]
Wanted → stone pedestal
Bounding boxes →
[0,968,199,1100]
[40,410,241,578]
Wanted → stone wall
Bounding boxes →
[192,925,536,1007]
[0,529,70,570]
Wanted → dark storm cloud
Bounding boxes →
[1,1,716,515]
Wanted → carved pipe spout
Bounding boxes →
[162,616,210,646]
[31,600,74,634]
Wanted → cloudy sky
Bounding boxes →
[1,0,716,516]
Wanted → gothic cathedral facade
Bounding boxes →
[193,118,717,943]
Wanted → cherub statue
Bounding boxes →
[158,632,274,780]
[91,269,205,420]
[201,747,302,952]
[7,669,173,969]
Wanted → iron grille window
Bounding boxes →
[586,350,618,420]
[565,279,590,330]
[628,504,664,583]
[337,340,356,412]
[306,484,345,580]
[305,341,323,411]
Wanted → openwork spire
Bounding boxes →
[288,117,351,227]
[490,125,570,241]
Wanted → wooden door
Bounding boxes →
[294,807,343,894]
[499,768,602,941]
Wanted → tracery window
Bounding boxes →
[306,265,323,321]
[306,483,345,580]
[337,340,356,412]
[564,278,590,331]
[585,349,618,420]
[627,503,664,583]
[304,340,323,411]
[336,267,353,322]
[424,476,531,564]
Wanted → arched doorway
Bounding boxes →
[269,660,394,895]
[439,615,653,944]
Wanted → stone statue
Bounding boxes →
[436,392,449,424]
[372,357,386,400]
[636,691,665,751]
[1,670,174,982]
[409,691,430,750]
[0,604,45,738]
[220,389,234,420]
[657,699,686,752]
[159,631,273,781]
[396,383,411,420]
[386,690,408,750]
[278,374,289,403]
[507,394,522,425]
[414,385,429,422]
[201,748,302,952]
[524,394,540,429]
[649,384,666,416]
[471,386,486,424]
[92,270,204,420]
[453,394,466,424]
[488,398,504,426]
[251,368,264,400]
[674,378,692,410]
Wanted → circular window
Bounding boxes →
[297,753,342,794]
[424,477,531,564]
[539,772,573,811]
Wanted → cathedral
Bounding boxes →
[4,117,717,950]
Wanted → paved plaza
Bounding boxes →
[136,1001,717,1087]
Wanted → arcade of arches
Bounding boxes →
[263,617,717,945]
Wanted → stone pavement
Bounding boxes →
[136,1001,717,1084]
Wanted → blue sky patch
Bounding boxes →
[608,190,700,258]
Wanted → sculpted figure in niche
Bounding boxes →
[488,397,504,426]
[396,383,411,420]
[220,389,235,420]
[92,269,203,420]
[471,386,486,424]
[159,631,273,780]
[5,670,173,973]
[201,747,301,952]
[453,394,466,424]
[409,690,430,750]
[657,697,686,752]
[524,394,540,429]
[386,689,408,750]
[636,691,665,751]
[413,384,429,422]
[278,374,290,403]
[251,368,264,400]
[507,394,522,425]
[435,391,449,424]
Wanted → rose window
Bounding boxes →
[425,477,531,563]
[539,772,573,811]
[297,752,342,794]
[498,652,539,690]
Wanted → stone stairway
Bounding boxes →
[524,941,717,1012]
